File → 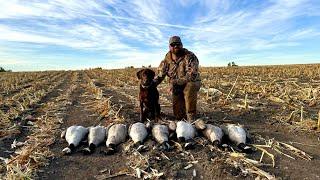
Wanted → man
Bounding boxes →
[153,36,201,121]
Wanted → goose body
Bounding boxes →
[152,124,169,144]
[222,124,251,152]
[222,124,246,145]
[176,121,196,141]
[62,125,88,154]
[106,124,127,148]
[129,122,148,144]
[203,124,223,144]
[82,126,106,154]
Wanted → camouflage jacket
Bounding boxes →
[154,48,201,85]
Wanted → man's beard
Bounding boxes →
[172,48,182,55]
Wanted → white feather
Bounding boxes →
[106,124,127,147]
[222,124,246,145]
[176,121,195,140]
[88,126,106,146]
[65,125,88,147]
[203,124,223,143]
[129,122,148,144]
[62,147,72,154]
[152,124,169,144]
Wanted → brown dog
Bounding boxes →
[137,68,161,122]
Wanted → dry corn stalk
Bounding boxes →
[252,145,275,167]
[226,75,238,100]
[246,166,276,180]
[227,152,275,180]
[278,142,312,161]
[241,93,247,109]
[318,110,320,130]
[257,138,312,161]
[268,96,285,103]
[300,106,304,122]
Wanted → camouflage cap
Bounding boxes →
[169,36,182,45]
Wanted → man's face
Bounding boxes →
[169,42,183,54]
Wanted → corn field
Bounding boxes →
[0,64,319,179]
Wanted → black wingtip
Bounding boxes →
[212,140,220,147]
[81,147,92,155]
[159,142,170,151]
[238,143,253,153]
[82,144,96,155]
[184,139,195,150]
[101,147,115,155]
[178,137,186,143]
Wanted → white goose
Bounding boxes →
[152,124,170,150]
[194,119,223,146]
[222,124,251,152]
[176,121,196,141]
[129,122,149,145]
[171,121,196,149]
[61,125,89,155]
[82,126,106,154]
[203,124,224,146]
[105,124,127,154]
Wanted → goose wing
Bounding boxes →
[152,125,169,144]
[223,124,246,145]
[129,123,148,143]
[203,124,223,143]
[106,124,127,146]
[176,121,195,140]
[65,125,88,147]
[88,126,106,145]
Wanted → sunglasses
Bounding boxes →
[170,43,182,47]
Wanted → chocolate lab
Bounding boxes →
[137,69,161,122]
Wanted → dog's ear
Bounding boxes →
[137,69,143,79]
[147,69,155,78]
[150,70,155,78]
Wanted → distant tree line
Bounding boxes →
[142,65,152,68]
[0,67,11,72]
[125,65,152,69]
[227,61,238,67]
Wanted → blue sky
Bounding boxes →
[0,0,319,71]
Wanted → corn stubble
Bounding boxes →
[0,64,319,179]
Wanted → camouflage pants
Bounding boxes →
[172,81,201,120]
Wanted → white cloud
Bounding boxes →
[0,0,319,71]
[0,58,27,65]
[289,29,320,40]
[131,0,164,22]
[187,0,320,51]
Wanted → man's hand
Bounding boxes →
[152,79,159,86]
[170,78,186,86]
[170,78,177,85]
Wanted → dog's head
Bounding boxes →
[137,68,155,88]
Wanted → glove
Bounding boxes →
[152,79,159,86]
[170,78,186,86]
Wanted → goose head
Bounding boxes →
[194,118,207,130]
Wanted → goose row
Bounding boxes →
[61,120,251,155]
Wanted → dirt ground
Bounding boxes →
[2,69,320,180]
